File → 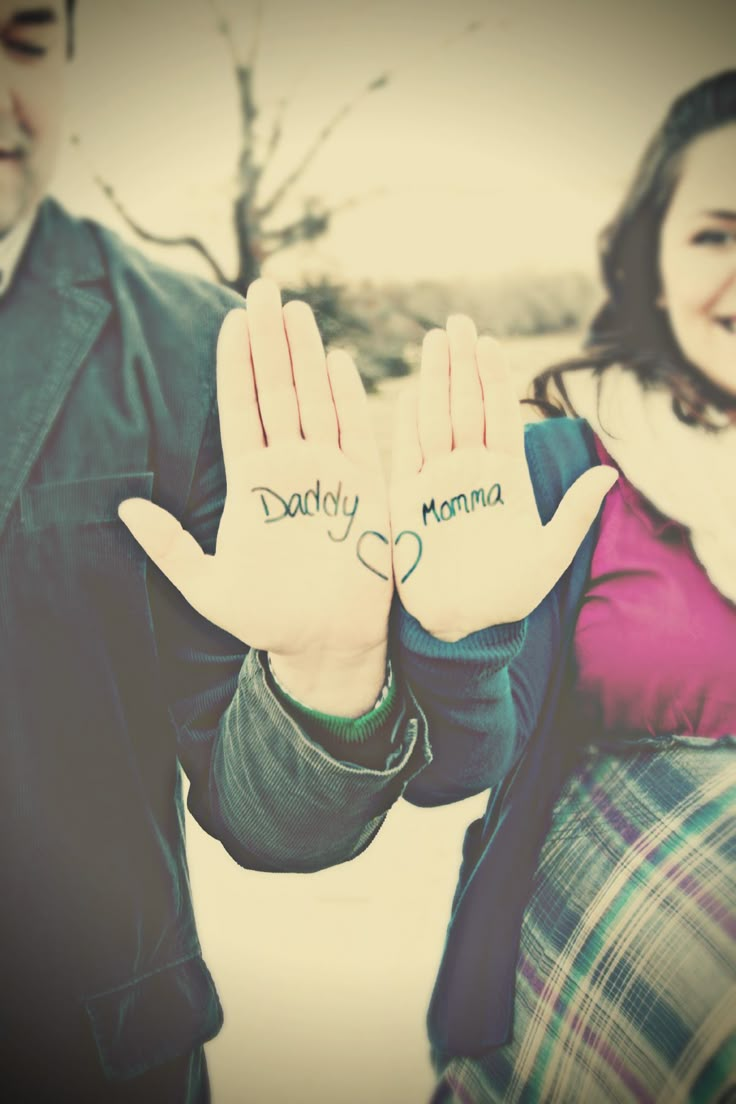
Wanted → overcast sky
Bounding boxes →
[53,0,735,283]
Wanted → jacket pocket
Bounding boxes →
[16,470,156,629]
[83,954,223,1081]
[20,471,154,531]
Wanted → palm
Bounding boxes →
[118,281,392,661]
[210,441,389,654]
[393,447,545,637]
[390,320,616,641]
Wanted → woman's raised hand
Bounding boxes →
[118,280,392,715]
[390,316,617,642]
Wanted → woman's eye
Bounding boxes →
[692,228,736,246]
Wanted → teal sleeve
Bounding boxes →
[399,418,600,807]
[265,657,405,770]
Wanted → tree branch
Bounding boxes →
[261,189,383,243]
[257,71,392,219]
[205,0,264,73]
[260,98,286,173]
[262,211,329,255]
[254,16,485,222]
[93,173,231,286]
[256,0,375,178]
[206,0,261,206]
[205,0,240,69]
[244,0,264,69]
[260,189,385,258]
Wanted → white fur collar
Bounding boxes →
[563,366,736,604]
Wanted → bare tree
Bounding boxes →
[82,1,486,381]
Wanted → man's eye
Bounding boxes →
[2,37,48,58]
[692,228,735,246]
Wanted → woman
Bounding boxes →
[391,69,736,1102]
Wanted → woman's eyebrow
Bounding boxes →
[703,209,736,221]
[9,7,58,26]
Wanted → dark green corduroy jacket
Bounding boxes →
[0,200,426,1083]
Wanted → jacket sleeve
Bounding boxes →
[147,392,431,873]
[400,418,599,807]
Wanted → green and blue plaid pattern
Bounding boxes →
[433,737,736,1104]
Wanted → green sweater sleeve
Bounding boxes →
[265,656,403,769]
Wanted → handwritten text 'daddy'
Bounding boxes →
[252,480,359,543]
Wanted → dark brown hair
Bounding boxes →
[531,69,736,427]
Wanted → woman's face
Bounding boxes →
[658,123,736,396]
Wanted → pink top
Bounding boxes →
[573,437,736,738]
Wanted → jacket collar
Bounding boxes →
[0,208,37,298]
[23,196,108,288]
[0,198,112,543]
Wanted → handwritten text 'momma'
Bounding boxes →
[422,484,503,526]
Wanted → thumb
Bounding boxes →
[542,465,618,582]
[118,497,211,600]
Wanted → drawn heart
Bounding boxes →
[356,529,423,584]
[356,530,390,582]
[394,529,423,583]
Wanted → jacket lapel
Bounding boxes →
[0,200,111,542]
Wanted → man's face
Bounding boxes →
[0,2,66,237]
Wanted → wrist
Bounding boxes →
[268,642,389,718]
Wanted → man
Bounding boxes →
[0,3,428,1099]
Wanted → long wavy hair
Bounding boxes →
[531,69,736,427]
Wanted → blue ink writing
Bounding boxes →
[356,529,423,584]
[252,480,359,542]
[422,484,503,526]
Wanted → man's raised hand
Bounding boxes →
[118,280,392,715]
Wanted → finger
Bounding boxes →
[326,349,381,469]
[543,465,618,584]
[417,329,452,462]
[477,335,524,458]
[282,299,339,447]
[391,381,422,481]
[447,314,484,449]
[246,278,301,444]
[216,311,265,478]
[118,498,212,605]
